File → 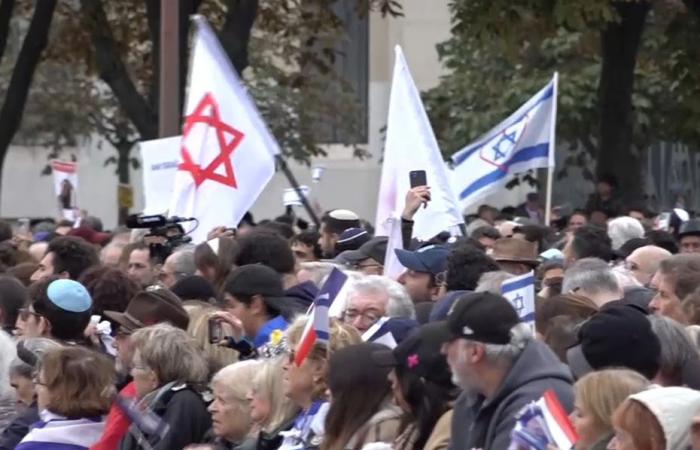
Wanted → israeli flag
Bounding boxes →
[501,271,536,326]
[451,74,558,208]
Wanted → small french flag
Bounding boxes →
[294,269,348,366]
[509,390,578,450]
[538,390,579,450]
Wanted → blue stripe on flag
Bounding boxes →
[502,275,536,293]
[315,269,348,305]
[316,296,332,308]
[458,144,549,200]
[316,330,330,340]
[452,85,554,166]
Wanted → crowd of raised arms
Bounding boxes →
[0,177,700,450]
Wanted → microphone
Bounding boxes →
[125,214,196,229]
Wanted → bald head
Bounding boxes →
[626,245,672,285]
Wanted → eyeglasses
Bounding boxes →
[18,308,42,321]
[343,309,381,325]
[132,364,151,373]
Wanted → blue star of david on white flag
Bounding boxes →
[501,271,536,327]
[451,74,558,208]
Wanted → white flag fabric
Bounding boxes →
[451,74,558,209]
[140,136,181,215]
[501,271,536,328]
[375,46,464,241]
[169,16,280,243]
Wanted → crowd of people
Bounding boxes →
[0,176,699,450]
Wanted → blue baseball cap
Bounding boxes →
[395,245,450,275]
[46,279,92,313]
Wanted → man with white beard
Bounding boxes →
[437,292,574,450]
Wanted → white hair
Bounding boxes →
[562,258,621,297]
[476,271,514,295]
[481,323,532,366]
[168,248,197,280]
[344,275,415,319]
[608,216,645,250]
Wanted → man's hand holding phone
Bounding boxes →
[403,186,431,220]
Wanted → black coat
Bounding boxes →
[0,403,39,450]
[118,384,211,450]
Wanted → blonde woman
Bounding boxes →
[208,361,262,450]
[242,357,300,450]
[183,301,239,375]
[120,323,211,450]
[569,369,650,450]
[279,317,362,450]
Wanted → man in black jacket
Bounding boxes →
[438,292,574,450]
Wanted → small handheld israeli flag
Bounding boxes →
[501,271,536,327]
[451,74,558,209]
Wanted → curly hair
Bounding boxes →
[445,240,499,291]
[47,236,99,280]
[79,266,139,319]
[235,230,295,275]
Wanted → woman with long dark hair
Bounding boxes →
[322,343,401,450]
[372,323,457,450]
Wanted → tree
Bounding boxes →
[0,0,57,193]
[424,0,700,203]
[6,0,401,223]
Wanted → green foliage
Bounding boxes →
[424,0,700,180]
[7,0,400,167]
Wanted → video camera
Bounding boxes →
[125,214,196,263]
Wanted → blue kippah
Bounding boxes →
[46,279,92,313]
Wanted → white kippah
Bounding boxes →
[330,209,359,221]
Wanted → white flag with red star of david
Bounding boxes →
[169,16,280,243]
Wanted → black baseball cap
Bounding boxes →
[434,292,520,345]
[371,322,453,385]
[680,219,700,238]
[224,264,286,299]
[566,303,660,380]
[343,237,389,266]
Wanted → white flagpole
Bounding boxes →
[545,166,554,226]
[545,72,558,227]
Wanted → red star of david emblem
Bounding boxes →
[179,92,245,188]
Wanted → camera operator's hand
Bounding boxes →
[207,226,235,241]
[210,311,245,342]
[402,186,431,220]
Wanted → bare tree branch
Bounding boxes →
[0,0,57,185]
[0,0,16,64]
[220,0,258,74]
[80,0,157,139]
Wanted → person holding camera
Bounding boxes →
[211,265,290,361]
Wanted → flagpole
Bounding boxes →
[275,155,321,229]
[545,72,559,227]
[545,166,553,226]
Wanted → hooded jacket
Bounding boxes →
[448,340,574,450]
[629,386,700,450]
